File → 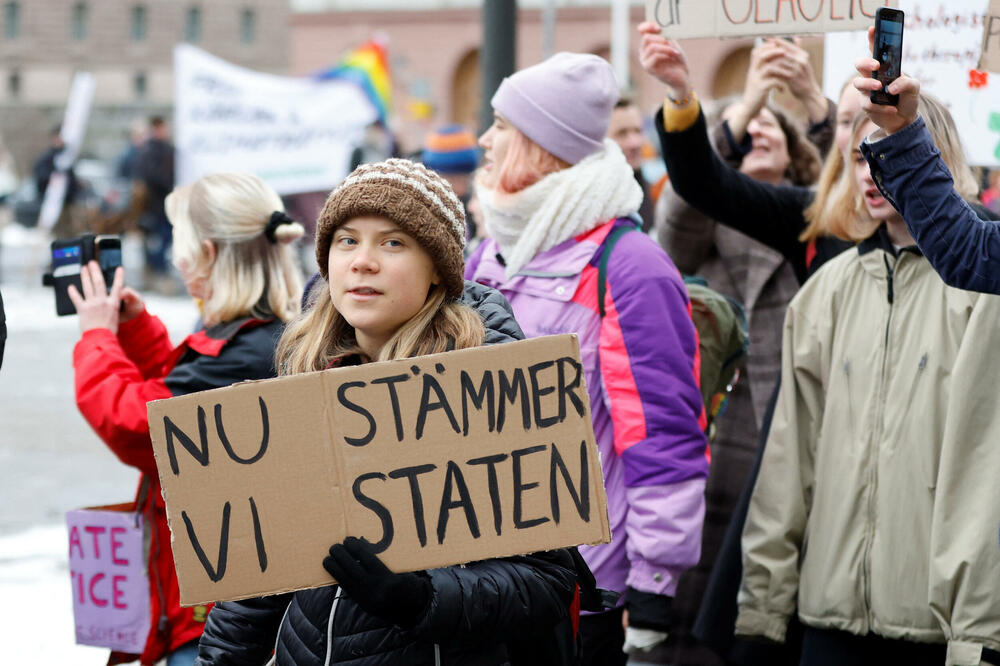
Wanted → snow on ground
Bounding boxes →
[1,222,197,663]
[1,526,110,664]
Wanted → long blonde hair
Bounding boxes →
[166,173,304,326]
[800,78,855,243]
[825,93,980,242]
[275,281,485,374]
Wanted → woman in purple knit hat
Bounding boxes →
[466,51,709,665]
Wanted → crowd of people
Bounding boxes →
[53,16,1000,666]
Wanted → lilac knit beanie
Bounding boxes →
[491,52,620,165]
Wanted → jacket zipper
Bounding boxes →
[324,587,343,666]
[862,253,897,630]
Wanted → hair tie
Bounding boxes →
[265,211,294,244]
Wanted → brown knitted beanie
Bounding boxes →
[315,158,467,299]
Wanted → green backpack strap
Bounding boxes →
[597,221,640,318]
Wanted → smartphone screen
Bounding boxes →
[96,239,122,273]
[871,8,904,106]
[52,243,83,279]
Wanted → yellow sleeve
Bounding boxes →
[660,92,701,133]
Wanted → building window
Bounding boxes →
[130,4,147,41]
[8,70,20,98]
[3,1,20,39]
[134,72,147,99]
[185,6,201,43]
[71,2,88,41]
[240,8,255,44]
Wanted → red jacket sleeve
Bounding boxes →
[117,309,176,379]
[74,327,173,478]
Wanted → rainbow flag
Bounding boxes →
[314,40,392,123]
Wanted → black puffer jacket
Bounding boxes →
[196,283,581,665]
[197,551,578,665]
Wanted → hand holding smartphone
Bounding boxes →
[870,7,904,106]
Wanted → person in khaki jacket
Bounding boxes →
[736,92,1000,665]
[852,49,1000,666]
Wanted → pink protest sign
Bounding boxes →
[66,504,150,653]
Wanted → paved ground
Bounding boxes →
[1,222,197,663]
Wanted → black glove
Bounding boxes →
[322,536,432,628]
[625,587,673,632]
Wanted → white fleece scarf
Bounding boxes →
[478,138,643,279]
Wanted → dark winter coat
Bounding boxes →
[863,115,1000,294]
[137,137,175,216]
[74,311,285,664]
[196,282,583,665]
[655,107,851,285]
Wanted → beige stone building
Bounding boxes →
[0,0,289,174]
[289,1,824,154]
[0,0,826,175]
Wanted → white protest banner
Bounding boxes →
[38,71,95,231]
[647,0,898,39]
[980,0,1000,71]
[174,45,379,196]
[824,0,1000,166]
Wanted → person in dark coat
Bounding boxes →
[196,159,583,666]
[607,98,656,232]
[71,173,305,666]
[0,287,5,371]
[137,116,176,277]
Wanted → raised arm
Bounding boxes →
[639,23,815,283]
[854,43,1000,294]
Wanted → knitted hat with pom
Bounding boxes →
[315,158,467,298]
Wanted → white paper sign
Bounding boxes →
[647,0,898,39]
[824,0,1000,166]
[174,45,379,195]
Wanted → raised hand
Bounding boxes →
[67,262,126,334]
[638,21,693,101]
[770,37,829,123]
[853,26,919,135]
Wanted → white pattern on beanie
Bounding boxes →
[478,139,642,278]
[338,158,466,248]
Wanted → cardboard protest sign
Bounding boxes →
[824,0,1000,165]
[66,505,150,653]
[174,44,379,195]
[980,0,1000,71]
[147,335,611,606]
[647,0,898,39]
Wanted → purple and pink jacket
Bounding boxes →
[466,218,708,600]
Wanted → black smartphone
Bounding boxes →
[46,234,123,316]
[870,7,904,106]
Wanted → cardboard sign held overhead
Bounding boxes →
[980,0,1000,72]
[647,0,899,39]
[148,335,611,606]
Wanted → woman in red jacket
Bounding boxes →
[70,172,303,665]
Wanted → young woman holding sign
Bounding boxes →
[195,158,588,666]
[71,173,304,665]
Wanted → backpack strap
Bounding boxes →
[597,220,641,318]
